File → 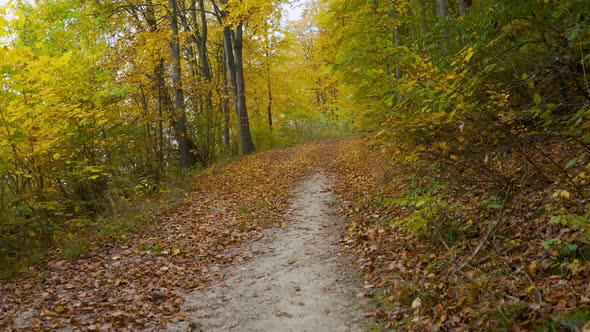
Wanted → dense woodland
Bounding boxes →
[0,0,343,268]
[0,0,589,330]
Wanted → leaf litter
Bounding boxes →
[1,138,588,331]
[324,139,590,331]
[0,142,328,331]
[167,174,370,332]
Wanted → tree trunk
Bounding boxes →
[168,0,194,168]
[394,26,403,79]
[212,0,255,155]
[223,27,239,125]
[137,3,166,173]
[437,0,450,53]
[459,0,472,16]
[210,0,231,149]
[407,5,417,37]
[194,0,214,165]
[155,61,167,168]
[232,24,255,154]
[196,0,212,80]
[222,58,231,148]
[415,0,427,35]
[265,49,273,131]
[390,7,403,79]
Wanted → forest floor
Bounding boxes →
[168,174,369,332]
[1,138,588,331]
[0,139,373,331]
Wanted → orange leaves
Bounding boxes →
[325,138,590,331]
[0,141,326,330]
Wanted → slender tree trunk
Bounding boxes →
[265,49,273,131]
[197,0,212,81]
[459,0,472,16]
[232,24,255,154]
[222,59,231,148]
[212,0,255,155]
[138,3,166,174]
[168,0,193,168]
[263,23,273,131]
[211,0,231,149]
[415,0,426,35]
[223,27,239,123]
[194,0,214,164]
[437,0,450,53]
[390,7,403,80]
[155,61,166,169]
[407,5,417,37]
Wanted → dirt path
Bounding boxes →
[169,174,369,332]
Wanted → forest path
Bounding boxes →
[168,174,368,332]
[1,141,374,331]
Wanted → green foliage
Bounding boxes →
[237,205,253,215]
[538,309,590,332]
[316,0,590,170]
[314,2,590,328]
[60,236,92,260]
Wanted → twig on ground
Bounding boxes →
[458,181,513,270]
[434,225,477,283]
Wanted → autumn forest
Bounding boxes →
[0,0,589,330]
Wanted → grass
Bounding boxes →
[237,205,253,215]
[60,237,91,260]
[538,309,590,332]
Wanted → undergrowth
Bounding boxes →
[329,138,590,331]
[0,167,202,279]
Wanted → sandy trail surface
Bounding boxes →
[169,174,369,332]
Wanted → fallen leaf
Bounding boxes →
[411,297,422,309]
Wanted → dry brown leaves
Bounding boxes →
[323,138,590,331]
[0,142,324,331]
[1,138,587,331]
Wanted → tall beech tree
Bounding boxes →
[168,0,196,168]
[212,0,255,155]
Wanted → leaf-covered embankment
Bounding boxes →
[1,137,588,331]
[325,139,589,331]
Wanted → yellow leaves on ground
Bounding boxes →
[553,190,571,199]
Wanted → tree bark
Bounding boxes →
[265,48,273,131]
[223,27,239,127]
[168,0,194,168]
[222,57,231,148]
[191,0,212,81]
[407,5,417,37]
[155,61,167,167]
[232,24,255,154]
[459,0,472,16]
[415,0,427,35]
[390,7,403,80]
[437,0,450,53]
[212,0,255,155]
